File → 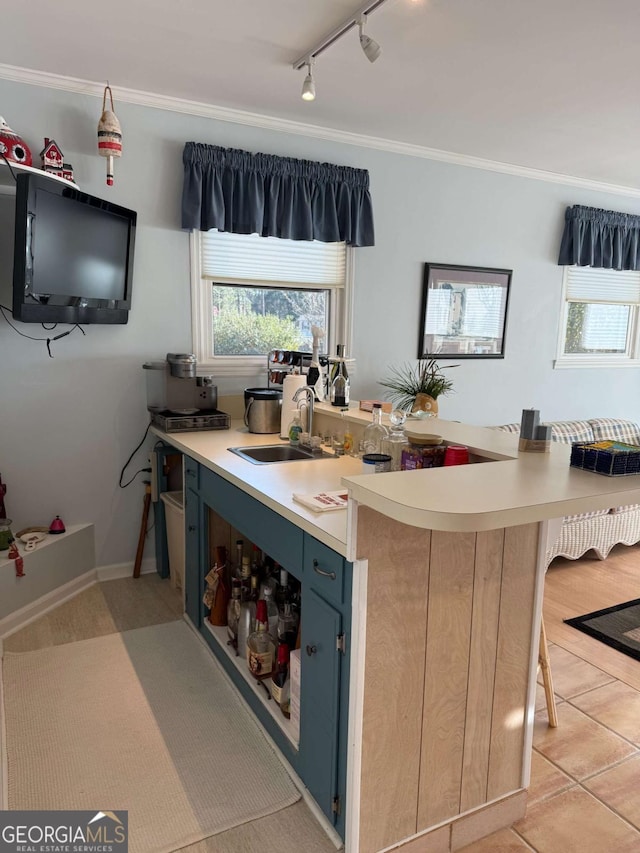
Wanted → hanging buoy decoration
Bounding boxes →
[97,84,122,186]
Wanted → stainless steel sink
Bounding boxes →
[228,444,332,464]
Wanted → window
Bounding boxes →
[191,231,353,375]
[556,266,640,368]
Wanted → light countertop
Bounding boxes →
[153,409,640,554]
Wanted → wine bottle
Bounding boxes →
[271,641,290,711]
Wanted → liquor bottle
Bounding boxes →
[237,588,255,662]
[271,641,290,717]
[249,572,260,603]
[363,402,389,454]
[259,556,277,599]
[226,578,242,649]
[381,409,409,471]
[251,544,262,579]
[330,348,350,408]
[234,539,244,579]
[276,568,290,611]
[277,601,298,649]
[247,599,276,678]
[240,554,252,599]
[262,585,279,639]
[306,325,325,401]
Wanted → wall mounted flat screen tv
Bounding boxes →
[12,173,137,324]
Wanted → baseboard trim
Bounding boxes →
[0,560,158,639]
[96,558,156,582]
[0,569,97,640]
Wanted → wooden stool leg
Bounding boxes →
[539,619,558,728]
[133,482,152,579]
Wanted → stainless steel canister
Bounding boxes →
[244,388,282,434]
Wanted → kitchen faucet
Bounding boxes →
[293,385,314,440]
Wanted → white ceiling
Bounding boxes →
[4,0,640,191]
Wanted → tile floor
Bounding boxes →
[459,554,640,853]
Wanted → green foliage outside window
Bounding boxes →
[211,284,327,356]
[564,303,587,353]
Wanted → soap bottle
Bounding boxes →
[288,412,303,445]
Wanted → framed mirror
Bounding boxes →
[419,263,512,359]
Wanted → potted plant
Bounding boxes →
[379,357,456,416]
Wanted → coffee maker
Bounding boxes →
[143,354,229,432]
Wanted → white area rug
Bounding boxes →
[3,620,300,853]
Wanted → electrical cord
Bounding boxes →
[0,304,85,356]
[0,154,17,182]
[119,421,153,488]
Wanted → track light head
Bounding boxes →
[301,62,316,101]
[358,18,381,63]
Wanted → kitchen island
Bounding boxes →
[152,408,640,853]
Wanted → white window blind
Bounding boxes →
[581,304,630,350]
[565,267,640,304]
[200,230,346,288]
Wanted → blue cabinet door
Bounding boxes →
[300,589,342,825]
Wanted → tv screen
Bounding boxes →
[12,173,137,324]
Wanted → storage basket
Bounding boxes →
[570,440,640,477]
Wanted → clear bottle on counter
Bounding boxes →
[330,350,350,407]
[363,403,389,454]
[381,409,410,472]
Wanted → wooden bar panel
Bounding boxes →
[418,530,476,830]
[487,523,539,799]
[358,507,432,853]
[459,528,504,812]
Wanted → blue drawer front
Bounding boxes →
[304,534,344,606]
[200,467,304,575]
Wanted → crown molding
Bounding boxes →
[2,62,640,199]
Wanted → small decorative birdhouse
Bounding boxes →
[0,117,32,167]
[97,84,122,187]
[40,138,75,182]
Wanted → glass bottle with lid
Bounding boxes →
[363,403,390,454]
[330,345,350,408]
[381,409,409,471]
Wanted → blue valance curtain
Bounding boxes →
[181,142,375,247]
[558,205,640,270]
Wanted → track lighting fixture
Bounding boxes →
[292,0,391,100]
[301,62,316,101]
[358,17,381,63]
